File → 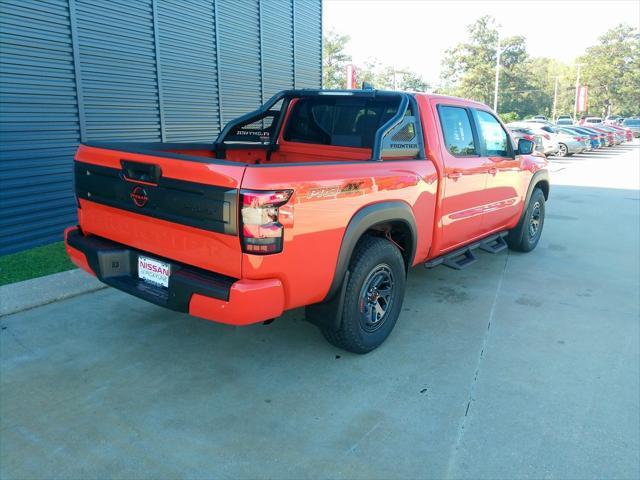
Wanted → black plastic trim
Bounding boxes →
[525,169,550,204]
[75,161,238,235]
[67,229,236,311]
[322,201,417,302]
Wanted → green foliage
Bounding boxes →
[438,16,541,114]
[437,17,639,119]
[578,24,640,117]
[499,112,519,123]
[0,242,75,286]
[325,19,639,119]
[357,61,431,92]
[322,33,429,92]
[323,30,352,89]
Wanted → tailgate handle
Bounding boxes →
[121,160,162,185]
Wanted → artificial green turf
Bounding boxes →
[0,241,76,286]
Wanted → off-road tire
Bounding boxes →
[506,187,546,252]
[321,236,406,354]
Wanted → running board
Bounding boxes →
[424,232,508,270]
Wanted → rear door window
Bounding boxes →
[438,106,477,156]
[283,97,400,148]
[475,110,511,157]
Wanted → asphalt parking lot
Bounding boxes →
[1,141,639,479]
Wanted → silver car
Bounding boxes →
[554,128,590,156]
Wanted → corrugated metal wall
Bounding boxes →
[0,0,322,255]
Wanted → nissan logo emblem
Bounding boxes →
[130,186,148,207]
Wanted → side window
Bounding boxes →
[438,106,476,156]
[476,110,510,157]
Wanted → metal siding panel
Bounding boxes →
[262,0,294,99]
[75,0,161,141]
[217,0,262,125]
[0,0,80,255]
[293,0,321,88]
[156,0,220,142]
[1,0,321,254]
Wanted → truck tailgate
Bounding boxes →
[74,144,245,278]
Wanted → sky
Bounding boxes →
[323,0,640,87]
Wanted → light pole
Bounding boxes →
[493,32,501,112]
[552,76,559,122]
[573,64,584,121]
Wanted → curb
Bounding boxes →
[0,269,106,317]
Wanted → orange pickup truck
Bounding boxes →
[65,89,549,353]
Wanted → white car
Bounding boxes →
[584,116,603,125]
[508,121,559,156]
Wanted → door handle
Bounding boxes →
[488,167,498,176]
[447,171,463,180]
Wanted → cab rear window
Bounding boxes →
[283,97,401,148]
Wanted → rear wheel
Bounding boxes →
[506,187,546,252]
[321,236,406,354]
[557,143,568,157]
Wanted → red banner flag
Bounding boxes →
[346,64,357,89]
[577,86,588,112]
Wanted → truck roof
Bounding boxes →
[289,89,491,110]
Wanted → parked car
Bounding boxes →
[507,127,544,153]
[606,123,633,142]
[508,122,559,156]
[559,126,601,150]
[622,118,640,137]
[605,115,622,125]
[532,115,548,121]
[553,129,589,156]
[555,114,573,125]
[599,125,625,144]
[64,89,549,353]
[589,126,618,146]
[584,116,604,125]
[571,125,608,148]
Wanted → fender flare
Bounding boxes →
[512,169,550,238]
[322,201,418,302]
[525,169,550,206]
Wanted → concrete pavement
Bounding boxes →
[1,142,638,479]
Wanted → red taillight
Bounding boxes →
[240,189,292,254]
[524,134,534,141]
[574,137,581,141]
[542,133,551,140]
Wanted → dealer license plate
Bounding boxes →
[138,256,170,288]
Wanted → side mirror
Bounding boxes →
[516,138,534,155]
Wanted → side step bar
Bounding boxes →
[424,232,508,270]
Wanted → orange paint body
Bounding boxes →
[65,93,547,325]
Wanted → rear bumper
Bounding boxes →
[64,227,284,325]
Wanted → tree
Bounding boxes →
[397,70,430,92]
[438,16,544,116]
[578,24,640,117]
[357,60,430,91]
[323,30,352,89]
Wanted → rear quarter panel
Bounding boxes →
[241,161,438,309]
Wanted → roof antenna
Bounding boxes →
[361,81,374,90]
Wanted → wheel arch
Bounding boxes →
[323,201,417,303]
[527,170,550,203]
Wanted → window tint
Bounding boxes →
[283,97,400,148]
[476,110,510,156]
[439,106,476,155]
